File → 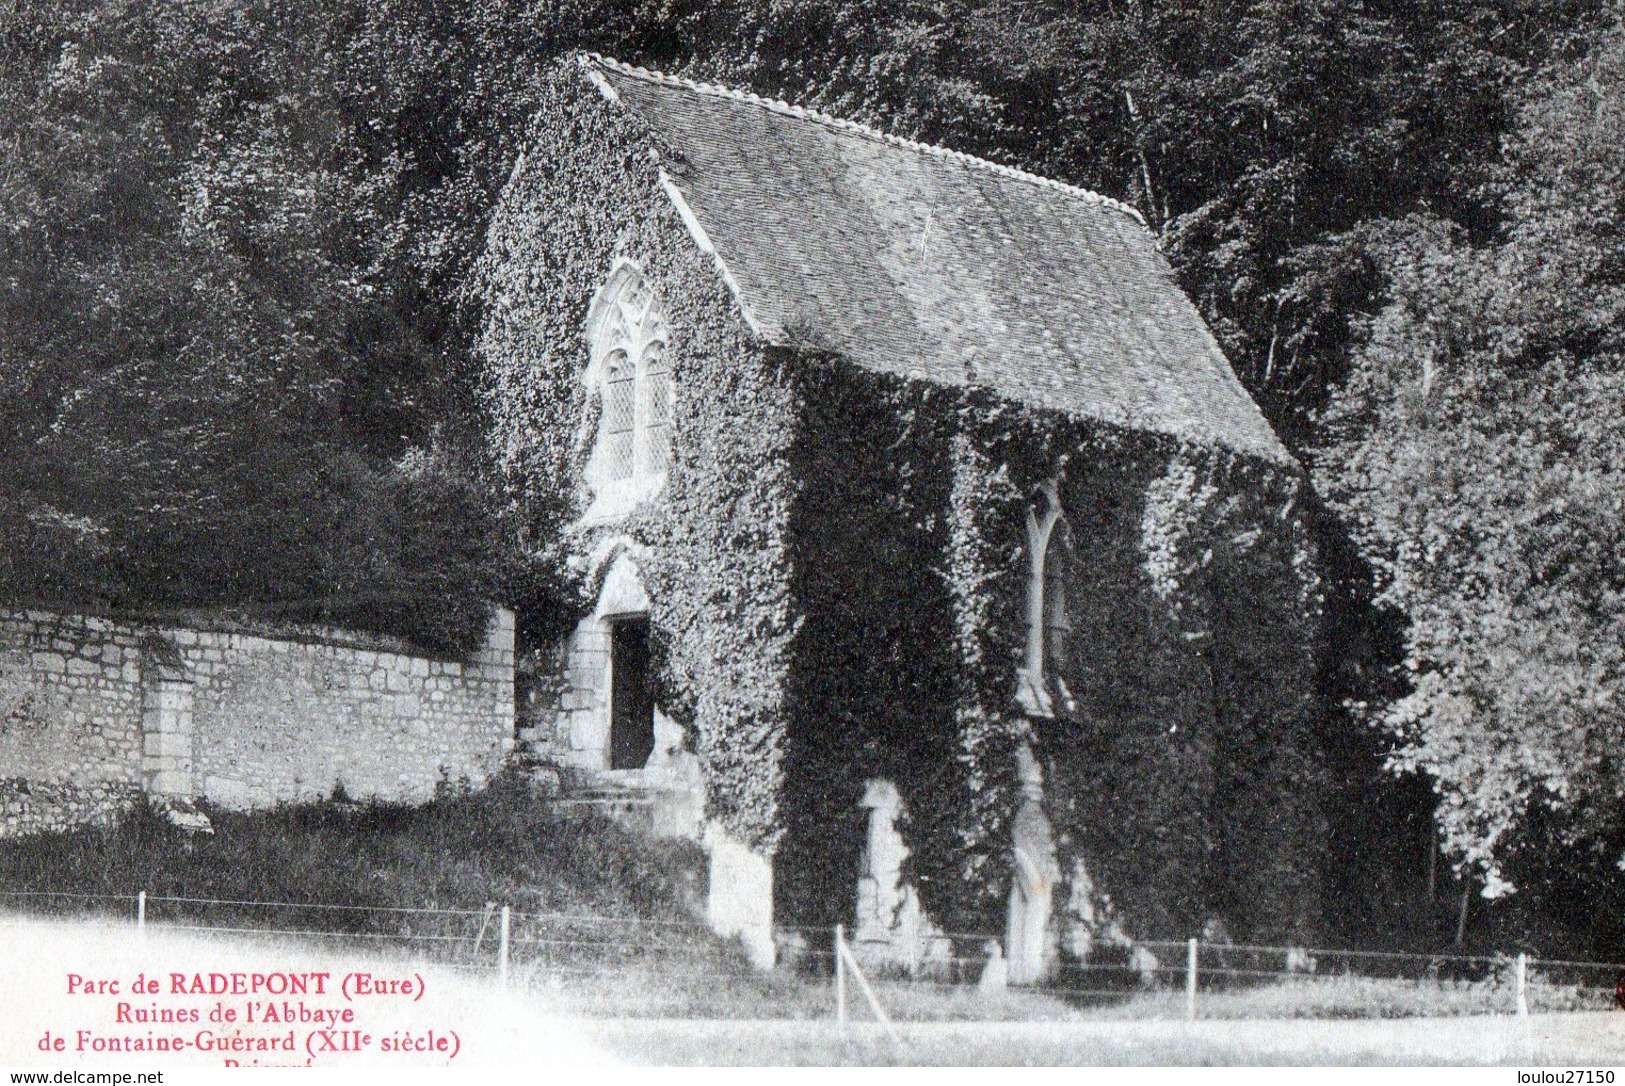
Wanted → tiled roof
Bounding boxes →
[584,55,1291,464]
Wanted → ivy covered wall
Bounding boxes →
[1041,441,1326,944]
[773,359,994,933]
[477,58,1326,947]
[476,59,799,852]
[769,363,1325,943]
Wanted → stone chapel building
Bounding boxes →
[478,55,1325,976]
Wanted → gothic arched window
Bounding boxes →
[1018,481,1077,717]
[1042,516,1073,680]
[584,263,672,517]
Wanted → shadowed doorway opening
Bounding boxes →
[609,617,655,769]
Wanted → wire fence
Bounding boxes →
[825,930,1625,1019]
[1,889,1620,1021]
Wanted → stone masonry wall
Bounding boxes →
[0,611,145,836]
[0,607,515,836]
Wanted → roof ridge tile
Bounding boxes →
[582,53,1148,228]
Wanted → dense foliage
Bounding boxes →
[0,0,517,651]
[1317,24,1625,894]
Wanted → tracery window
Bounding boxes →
[584,263,672,517]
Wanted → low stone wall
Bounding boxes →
[0,779,139,839]
[0,607,515,835]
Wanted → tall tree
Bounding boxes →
[1316,19,1625,893]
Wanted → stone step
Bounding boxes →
[553,792,655,806]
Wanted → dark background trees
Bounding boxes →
[0,0,511,652]
[3,0,1621,948]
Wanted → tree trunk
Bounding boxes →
[1123,89,1163,231]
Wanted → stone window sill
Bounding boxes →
[577,474,667,528]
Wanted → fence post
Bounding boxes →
[835,924,847,1025]
[498,905,511,989]
[136,891,146,938]
[1186,937,1198,1020]
[1516,952,1529,1017]
[838,936,903,1040]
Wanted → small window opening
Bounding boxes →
[609,617,655,770]
[1043,519,1073,678]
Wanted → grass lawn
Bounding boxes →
[5,913,1617,1067]
[572,1012,1625,1065]
[0,777,1613,1026]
